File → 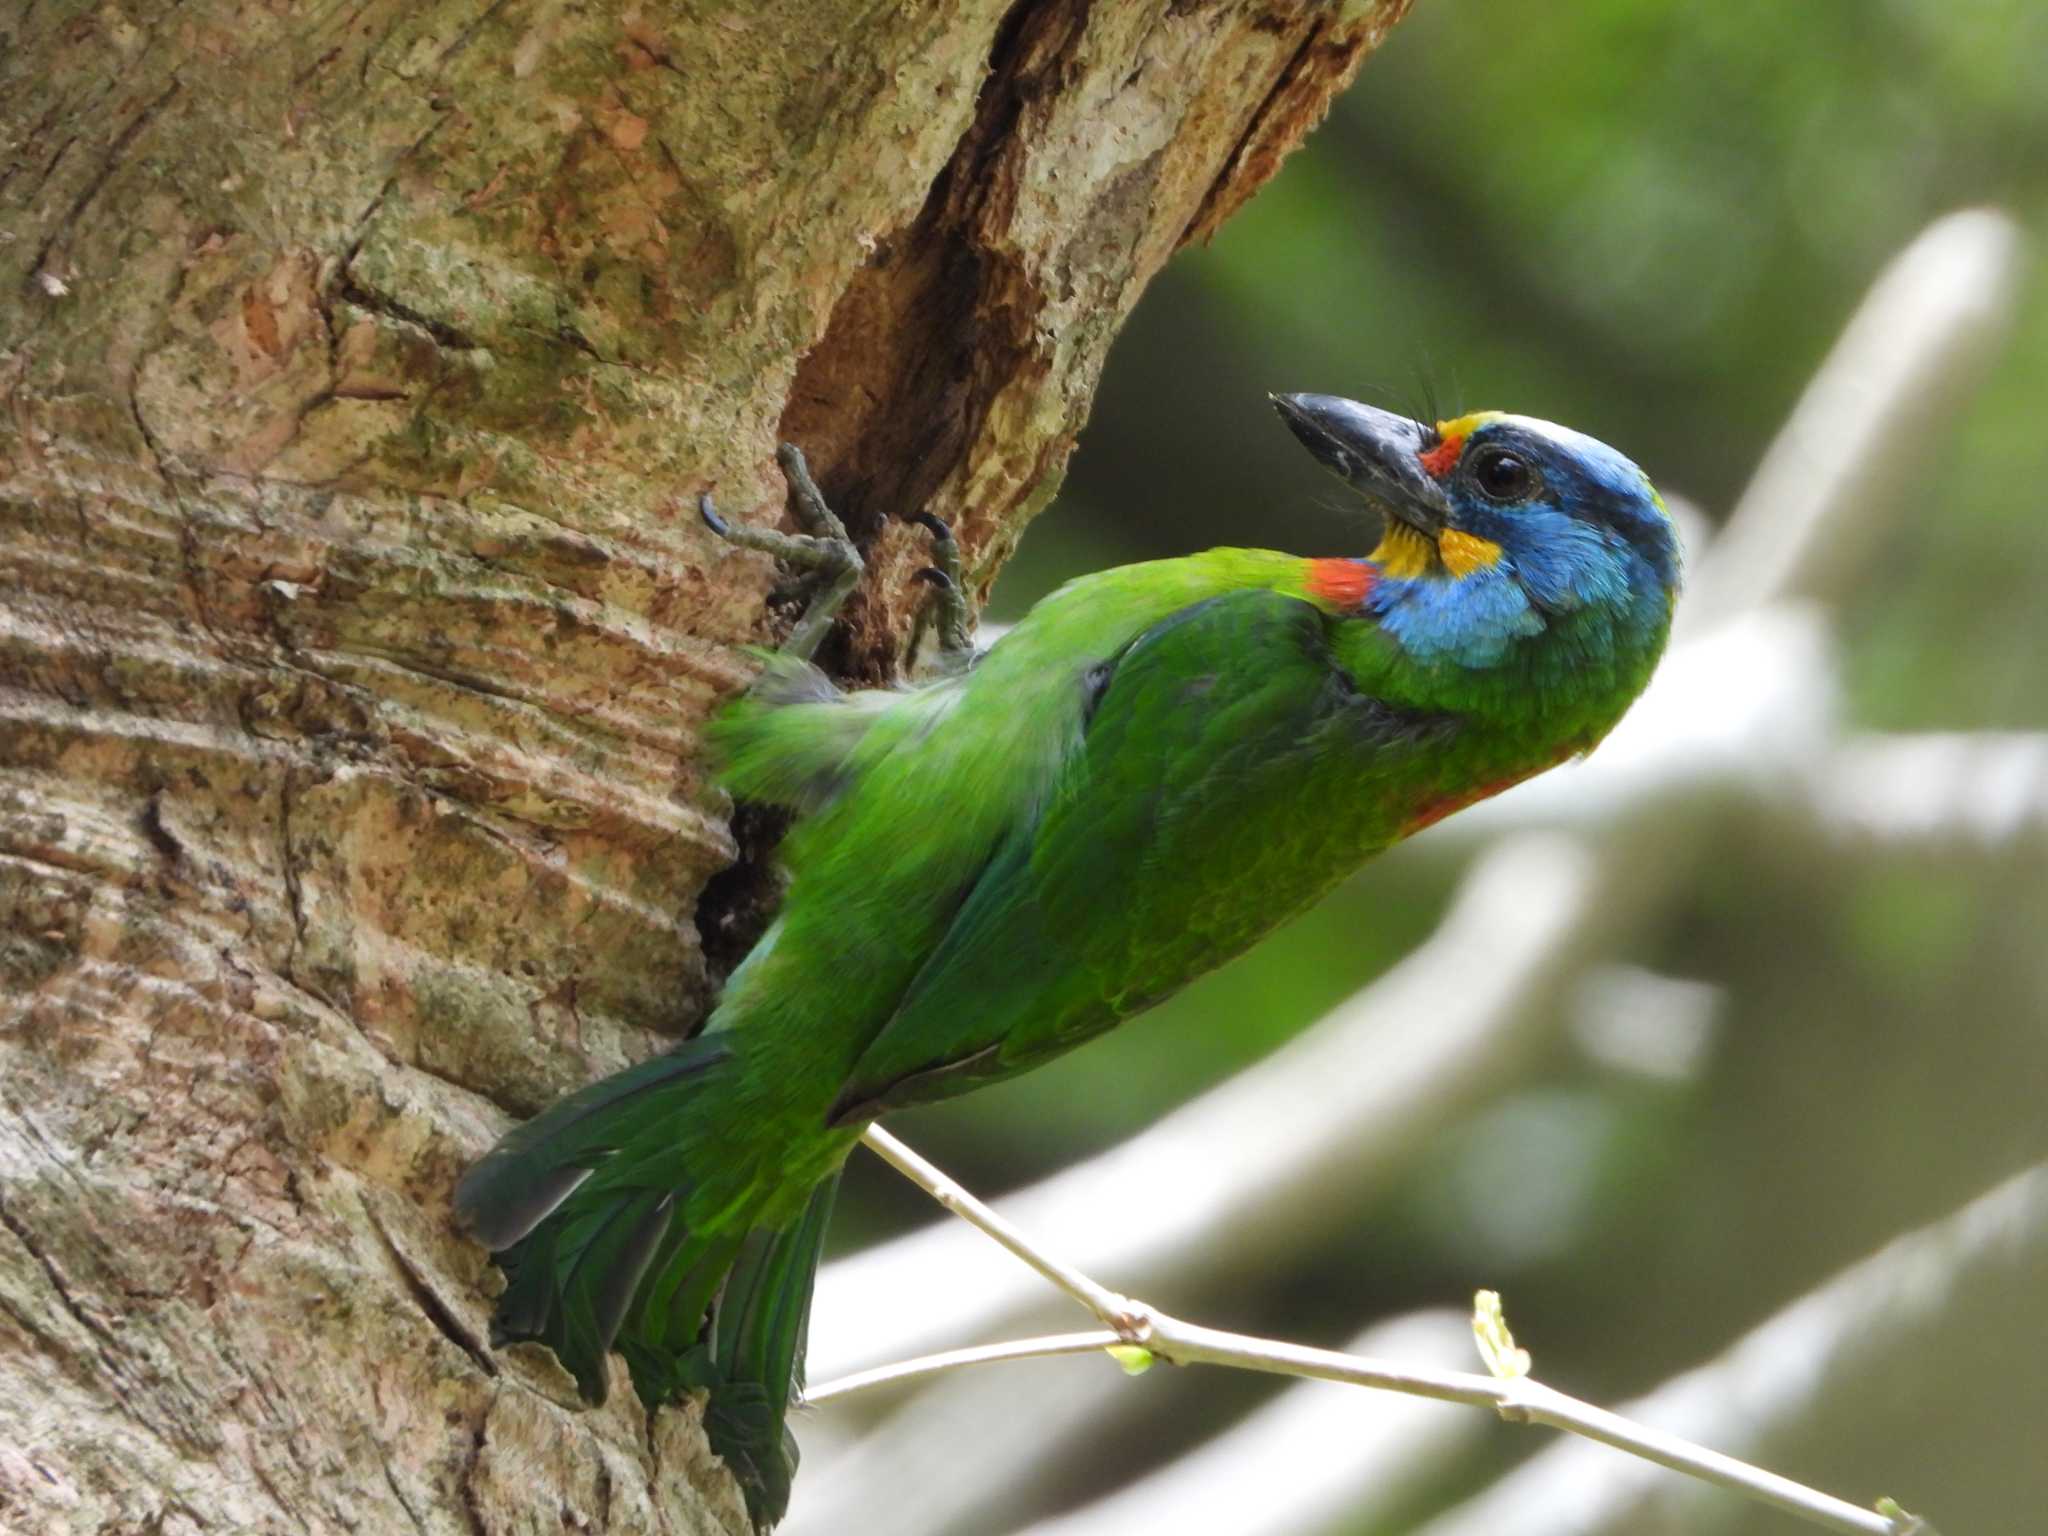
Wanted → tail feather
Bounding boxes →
[582,1191,678,1380]
[488,1184,684,1401]
[705,1172,841,1528]
[716,1169,840,1394]
[455,1039,730,1249]
[621,1228,746,1380]
[456,1039,841,1528]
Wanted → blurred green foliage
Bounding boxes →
[832,3,2048,1531]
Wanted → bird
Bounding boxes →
[454,393,1682,1527]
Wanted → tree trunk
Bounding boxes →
[0,1,1405,1529]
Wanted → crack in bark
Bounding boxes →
[176,511,241,653]
[378,1451,433,1536]
[362,1196,500,1380]
[436,0,517,72]
[126,389,175,490]
[593,1447,615,1527]
[31,133,79,198]
[276,768,311,1004]
[24,77,181,297]
[243,1449,308,1533]
[333,275,483,354]
[458,1404,492,1536]
[359,109,456,240]
[137,790,185,867]
[1184,22,1327,243]
[533,320,659,376]
[1179,10,1385,247]
[0,1195,115,1368]
[774,0,1091,676]
[292,0,381,89]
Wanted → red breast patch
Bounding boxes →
[1401,747,1575,837]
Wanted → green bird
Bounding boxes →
[456,394,1681,1525]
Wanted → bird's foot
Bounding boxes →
[700,443,863,663]
[908,511,976,673]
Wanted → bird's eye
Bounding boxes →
[1471,448,1538,502]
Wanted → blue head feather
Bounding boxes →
[1369,414,1678,668]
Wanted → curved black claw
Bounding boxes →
[913,566,957,591]
[699,491,731,537]
[908,511,956,548]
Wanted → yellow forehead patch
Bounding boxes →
[1435,410,1503,441]
[1440,528,1504,578]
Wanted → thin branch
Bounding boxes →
[1166,1325,1901,1536]
[1408,1164,2048,1536]
[1009,1141,2048,1536]
[848,1125,1924,1536]
[860,1127,1150,1333]
[1002,1311,1485,1536]
[804,1330,1121,1407]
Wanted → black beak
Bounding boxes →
[1271,393,1449,533]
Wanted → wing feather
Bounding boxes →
[829,590,1452,1119]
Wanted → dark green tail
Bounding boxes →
[454,1040,838,1528]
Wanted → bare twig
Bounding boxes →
[1009,1159,2047,1536]
[1411,1162,2048,1536]
[803,1329,1122,1406]
[837,1126,1925,1536]
[859,1127,1150,1336]
[1005,1311,1486,1536]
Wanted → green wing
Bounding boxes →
[708,651,922,814]
[828,589,1452,1121]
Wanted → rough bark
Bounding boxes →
[0,0,1407,1530]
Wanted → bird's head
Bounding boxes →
[1272,393,1680,618]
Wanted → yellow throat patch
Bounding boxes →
[1370,523,1503,580]
[1371,520,1435,579]
[1440,528,1503,578]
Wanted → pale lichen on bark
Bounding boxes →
[0,0,1406,1529]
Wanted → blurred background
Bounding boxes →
[795,3,2048,1533]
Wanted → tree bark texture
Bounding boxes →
[0,1,1407,1529]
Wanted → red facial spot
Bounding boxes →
[1419,433,1465,479]
[1306,558,1377,609]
